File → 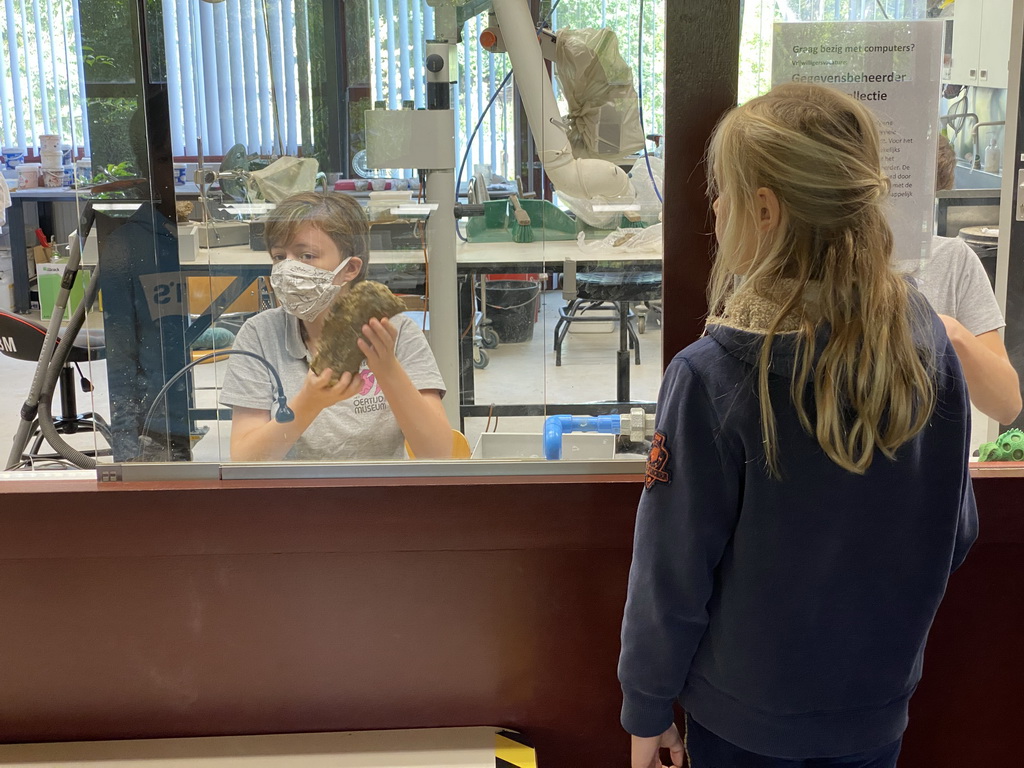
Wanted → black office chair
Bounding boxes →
[0,311,111,465]
[553,262,662,367]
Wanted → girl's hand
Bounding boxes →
[631,724,684,768]
[358,317,401,377]
[296,368,361,412]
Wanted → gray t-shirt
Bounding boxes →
[908,235,1004,336]
[219,307,445,461]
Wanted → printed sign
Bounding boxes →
[138,272,187,320]
[773,21,942,262]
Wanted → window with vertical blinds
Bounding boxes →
[161,0,315,157]
[1,0,314,158]
[1,0,530,167]
[2,0,669,170]
[0,0,89,153]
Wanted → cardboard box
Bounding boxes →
[32,244,55,265]
[187,276,259,315]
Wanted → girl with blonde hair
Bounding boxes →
[618,83,977,768]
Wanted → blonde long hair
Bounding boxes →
[707,83,936,475]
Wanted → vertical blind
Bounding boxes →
[0,0,88,153]
[369,0,517,179]
[2,0,671,168]
[778,0,926,20]
[0,0,312,157]
[162,0,313,157]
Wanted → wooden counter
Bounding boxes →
[0,472,1021,766]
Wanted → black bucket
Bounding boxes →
[482,279,541,343]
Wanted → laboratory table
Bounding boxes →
[6,188,83,313]
[6,185,201,313]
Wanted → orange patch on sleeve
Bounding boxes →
[645,431,671,489]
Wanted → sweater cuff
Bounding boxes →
[620,689,677,738]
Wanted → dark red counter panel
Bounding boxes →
[0,473,1020,766]
[0,477,639,765]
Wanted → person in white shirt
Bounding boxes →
[911,135,1021,424]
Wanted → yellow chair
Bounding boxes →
[190,349,233,364]
[406,430,472,460]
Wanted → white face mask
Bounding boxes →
[270,257,352,322]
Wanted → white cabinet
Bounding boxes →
[943,0,1013,90]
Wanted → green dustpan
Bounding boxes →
[466,199,577,243]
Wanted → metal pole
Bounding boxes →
[425,6,459,426]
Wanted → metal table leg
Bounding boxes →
[457,272,476,430]
[617,302,630,402]
[7,198,31,313]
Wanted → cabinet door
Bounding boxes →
[978,0,1013,89]
[949,0,984,85]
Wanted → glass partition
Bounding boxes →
[0,0,668,476]
[739,0,1021,458]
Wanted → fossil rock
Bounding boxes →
[311,280,406,380]
[175,200,194,222]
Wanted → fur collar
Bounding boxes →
[707,280,806,334]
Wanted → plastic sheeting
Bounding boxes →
[248,156,320,202]
[577,222,663,254]
[554,28,645,164]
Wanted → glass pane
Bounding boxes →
[740,0,1020,457]
[7,0,668,475]
[1,0,107,471]
[460,0,665,461]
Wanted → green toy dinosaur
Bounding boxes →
[977,428,1024,462]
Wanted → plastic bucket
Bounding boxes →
[2,148,25,169]
[41,167,63,188]
[482,279,541,343]
[16,164,40,189]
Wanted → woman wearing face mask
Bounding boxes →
[219,192,452,461]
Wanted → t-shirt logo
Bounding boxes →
[358,369,382,396]
[645,431,671,489]
[352,368,388,415]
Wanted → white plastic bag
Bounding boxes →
[554,28,645,164]
[576,222,663,254]
[248,156,320,202]
[627,156,664,225]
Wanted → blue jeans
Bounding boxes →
[685,715,902,768]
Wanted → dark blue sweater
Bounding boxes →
[618,314,977,758]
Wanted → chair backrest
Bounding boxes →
[0,312,48,362]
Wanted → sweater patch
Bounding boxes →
[645,431,671,489]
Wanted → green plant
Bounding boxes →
[81,45,115,70]
[84,97,137,172]
[92,161,137,183]
[88,161,139,198]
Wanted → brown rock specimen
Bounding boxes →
[310,280,406,381]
